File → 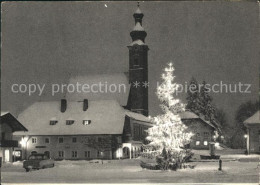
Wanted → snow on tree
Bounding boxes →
[143,63,193,170]
[200,81,215,121]
[186,77,201,115]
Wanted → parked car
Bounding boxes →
[23,153,54,172]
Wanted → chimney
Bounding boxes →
[61,99,67,113]
[83,99,88,111]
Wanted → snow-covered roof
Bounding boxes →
[135,7,142,14]
[130,39,145,46]
[244,111,260,125]
[125,110,150,123]
[1,112,28,132]
[14,100,151,136]
[133,22,145,31]
[1,111,9,116]
[66,73,130,106]
[179,111,199,119]
[14,100,126,136]
[180,111,215,129]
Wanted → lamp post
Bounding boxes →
[244,134,248,154]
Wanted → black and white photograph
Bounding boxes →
[0,1,259,184]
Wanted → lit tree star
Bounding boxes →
[132,81,140,88]
[142,81,149,88]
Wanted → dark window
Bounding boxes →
[85,151,91,158]
[97,151,100,158]
[83,120,91,125]
[32,137,37,144]
[72,137,77,143]
[45,138,50,144]
[134,58,139,66]
[66,120,74,125]
[58,151,64,158]
[196,133,200,137]
[50,120,58,125]
[58,137,64,143]
[258,130,260,135]
[204,132,209,136]
[72,151,77,158]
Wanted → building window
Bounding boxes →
[66,120,74,125]
[72,151,78,158]
[204,132,209,137]
[45,138,50,144]
[83,120,91,125]
[196,133,200,137]
[72,137,77,143]
[134,58,139,66]
[204,141,208,146]
[50,120,58,125]
[58,137,64,144]
[85,151,91,158]
[258,130,260,135]
[58,151,64,158]
[32,137,37,144]
[196,141,200,146]
[97,151,100,158]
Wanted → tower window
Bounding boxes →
[134,58,139,66]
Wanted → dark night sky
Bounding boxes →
[1,1,259,126]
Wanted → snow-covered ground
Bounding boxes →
[1,149,259,184]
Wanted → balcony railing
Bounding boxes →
[0,140,18,147]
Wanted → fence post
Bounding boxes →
[218,159,222,171]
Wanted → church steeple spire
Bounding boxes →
[127,3,149,116]
[130,3,147,43]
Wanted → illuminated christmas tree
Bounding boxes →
[144,63,193,170]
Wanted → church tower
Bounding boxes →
[127,4,149,116]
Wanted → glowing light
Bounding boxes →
[215,142,220,147]
[104,4,107,7]
[244,134,248,138]
[19,136,29,147]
